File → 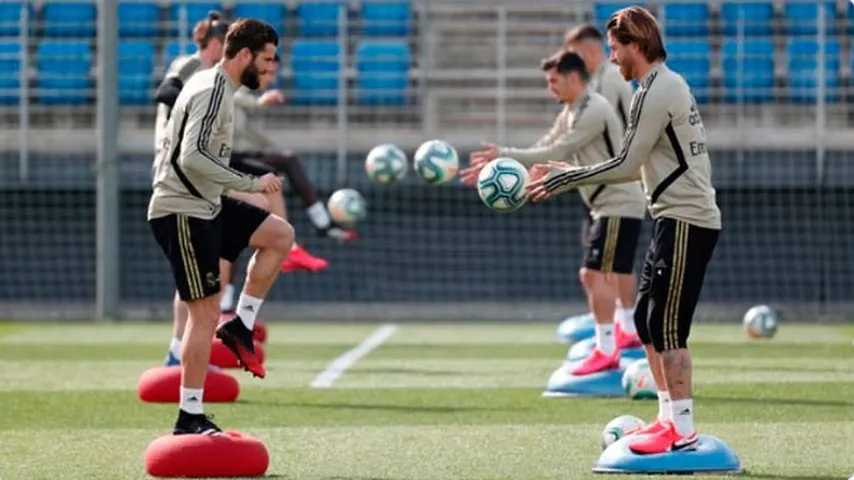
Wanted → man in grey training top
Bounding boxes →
[529,7,721,455]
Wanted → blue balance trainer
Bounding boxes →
[543,364,625,397]
[556,312,595,344]
[567,337,646,365]
[593,434,741,474]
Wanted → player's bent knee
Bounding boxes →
[272,220,294,256]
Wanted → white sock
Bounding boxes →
[616,307,636,334]
[657,390,671,422]
[671,398,694,436]
[236,293,263,330]
[180,387,204,415]
[219,283,235,312]
[169,337,182,360]
[306,201,331,230]
[595,323,615,354]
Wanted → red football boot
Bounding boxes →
[629,421,699,454]
[630,418,668,436]
[280,244,329,273]
[570,348,620,375]
[615,323,643,349]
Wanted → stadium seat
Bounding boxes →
[118,41,154,105]
[118,2,160,38]
[784,2,836,36]
[162,41,198,71]
[787,39,840,103]
[662,3,709,37]
[233,3,286,34]
[593,2,637,30]
[297,1,347,37]
[722,39,774,103]
[666,40,710,103]
[169,2,222,36]
[0,2,24,37]
[361,1,411,37]
[721,2,773,37]
[36,41,92,105]
[0,41,20,104]
[355,41,410,105]
[42,1,96,37]
[290,40,340,104]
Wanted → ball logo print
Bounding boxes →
[476,158,529,213]
[414,140,459,185]
[365,144,407,185]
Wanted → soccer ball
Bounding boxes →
[601,415,645,450]
[413,139,458,185]
[743,305,779,339]
[476,158,529,213]
[327,188,367,227]
[621,359,657,400]
[365,144,407,185]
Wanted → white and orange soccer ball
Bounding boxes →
[743,305,779,339]
[327,188,367,227]
[601,415,646,450]
[621,359,657,400]
[365,144,407,185]
[413,139,458,185]
[476,157,529,213]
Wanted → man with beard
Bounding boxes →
[148,19,291,435]
[528,7,721,454]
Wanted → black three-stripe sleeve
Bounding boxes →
[544,77,663,194]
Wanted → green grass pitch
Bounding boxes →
[0,321,852,479]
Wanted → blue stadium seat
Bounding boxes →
[0,41,20,104]
[355,41,410,105]
[788,39,839,103]
[119,2,160,38]
[722,39,774,103]
[297,1,346,37]
[233,3,286,34]
[118,41,154,105]
[721,2,773,36]
[593,2,637,30]
[169,2,222,36]
[0,2,24,37]
[162,41,198,70]
[290,40,340,104]
[663,3,708,37]
[666,40,710,103]
[361,1,411,37]
[42,1,96,37]
[36,41,92,104]
[784,2,836,36]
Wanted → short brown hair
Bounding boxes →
[606,6,666,63]
[563,24,602,48]
[541,49,589,82]
[224,19,279,59]
[192,11,229,49]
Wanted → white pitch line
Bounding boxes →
[310,324,398,388]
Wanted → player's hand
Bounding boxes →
[528,164,551,183]
[459,143,500,186]
[258,173,282,193]
[258,89,285,107]
[526,176,552,203]
[526,162,574,203]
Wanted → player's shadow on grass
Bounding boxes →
[697,395,853,408]
[744,472,843,480]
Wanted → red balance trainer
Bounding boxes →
[137,366,239,403]
[145,431,269,478]
[209,339,266,369]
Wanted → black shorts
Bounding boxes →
[230,152,276,177]
[582,216,642,274]
[634,218,719,352]
[149,197,270,301]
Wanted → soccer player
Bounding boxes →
[149,19,290,435]
[564,24,640,339]
[460,50,645,375]
[528,7,721,454]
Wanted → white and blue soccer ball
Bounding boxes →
[621,359,657,400]
[601,415,645,450]
[413,139,459,185]
[743,304,779,339]
[476,157,529,213]
[327,188,367,227]
[365,144,407,185]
